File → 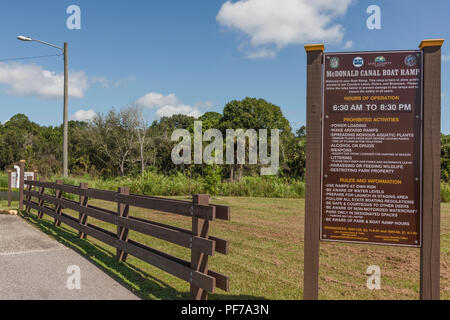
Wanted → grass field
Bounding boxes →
[1,197,449,300]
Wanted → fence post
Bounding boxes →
[33,170,38,192]
[37,179,45,219]
[190,194,210,300]
[78,183,89,239]
[54,180,63,227]
[19,160,25,211]
[7,170,12,207]
[25,178,32,213]
[117,187,130,262]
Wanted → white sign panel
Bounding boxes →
[10,172,35,188]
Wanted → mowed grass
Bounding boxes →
[0,199,18,210]
[12,196,450,300]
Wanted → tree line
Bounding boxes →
[442,134,450,182]
[2,97,449,183]
[0,98,306,181]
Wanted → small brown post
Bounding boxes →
[419,39,444,300]
[37,179,45,219]
[33,170,38,191]
[25,179,32,213]
[78,183,89,239]
[7,170,12,207]
[19,160,25,211]
[54,180,63,227]
[190,194,210,300]
[117,187,130,262]
[303,44,324,300]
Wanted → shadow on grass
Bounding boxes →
[19,211,266,301]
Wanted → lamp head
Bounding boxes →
[17,36,32,42]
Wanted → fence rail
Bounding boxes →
[21,179,231,299]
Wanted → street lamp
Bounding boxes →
[17,35,69,178]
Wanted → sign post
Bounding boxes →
[19,160,25,211]
[303,39,444,300]
[7,170,12,207]
[303,44,324,300]
[420,39,444,300]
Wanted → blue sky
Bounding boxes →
[0,0,449,132]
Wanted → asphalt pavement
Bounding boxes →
[0,214,139,300]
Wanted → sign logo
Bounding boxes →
[369,56,392,67]
[353,57,364,68]
[404,55,417,67]
[329,57,340,69]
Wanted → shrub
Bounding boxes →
[0,172,8,188]
[442,183,450,203]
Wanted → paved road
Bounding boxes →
[0,215,139,300]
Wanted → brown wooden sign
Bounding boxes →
[321,51,423,247]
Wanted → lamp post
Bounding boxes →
[17,36,69,178]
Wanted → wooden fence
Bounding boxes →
[21,179,231,300]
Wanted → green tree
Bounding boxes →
[442,134,450,182]
[148,114,196,175]
[219,97,293,181]
[86,108,139,176]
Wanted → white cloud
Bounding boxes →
[217,0,353,58]
[114,76,136,88]
[136,92,178,109]
[136,92,203,118]
[70,109,97,122]
[90,76,109,88]
[443,53,450,61]
[194,101,216,110]
[343,40,353,49]
[83,75,136,89]
[156,105,202,118]
[0,62,88,99]
[246,48,277,59]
